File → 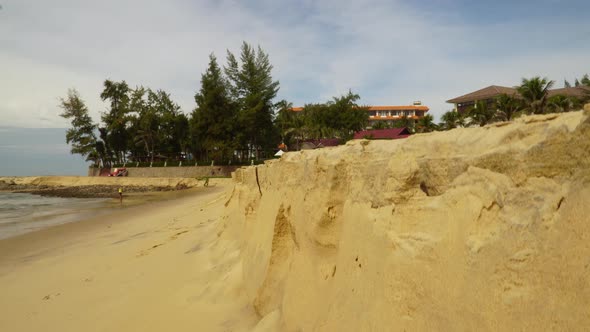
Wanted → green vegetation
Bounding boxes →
[59,89,101,165]
[60,42,369,166]
[438,74,589,131]
[61,42,281,167]
[62,56,590,162]
[191,54,238,162]
[415,114,437,133]
[494,93,522,122]
[225,43,280,159]
[517,76,554,114]
[276,91,368,148]
[440,109,465,130]
[370,116,417,131]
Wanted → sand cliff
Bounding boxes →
[223,109,590,331]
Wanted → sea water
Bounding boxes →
[0,192,109,240]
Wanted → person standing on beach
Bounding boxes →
[118,187,123,204]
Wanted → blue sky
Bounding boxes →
[0,0,589,127]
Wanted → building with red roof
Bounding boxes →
[353,127,411,140]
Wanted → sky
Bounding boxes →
[0,127,87,176]
[1,0,590,127]
[1,0,589,174]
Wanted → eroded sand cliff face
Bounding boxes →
[222,109,590,331]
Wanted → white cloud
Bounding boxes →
[0,0,588,128]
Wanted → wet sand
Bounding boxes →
[0,179,259,332]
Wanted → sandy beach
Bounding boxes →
[0,178,259,332]
[1,109,589,331]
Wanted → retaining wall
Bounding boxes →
[88,166,240,177]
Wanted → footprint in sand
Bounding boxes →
[136,230,190,257]
[42,292,61,301]
[170,230,189,240]
[136,243,164,257]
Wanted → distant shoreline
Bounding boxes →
[0,175,207,198]
[1,183,185,198]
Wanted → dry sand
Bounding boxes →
[1,108,590,331]
[225,109,590,331]
[0,179,259,332]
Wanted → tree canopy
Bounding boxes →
[517,76,554,115]
[439,74,587,131]
[279,91,369,146]
[225,42,280,158]
[192,54,237,161]
[61,50,590,166]
[59,89,100,164]
[60,42,287,166]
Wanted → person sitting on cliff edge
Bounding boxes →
[278,142,288,151]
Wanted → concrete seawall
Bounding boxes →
[88,166,240,177]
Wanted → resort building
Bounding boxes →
[291,102,430,128]
[446,85,517,114]
[447,85,590,114]
[547,86,590,99]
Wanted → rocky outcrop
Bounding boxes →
[223,109,590,331]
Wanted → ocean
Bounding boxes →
[0,192,109,240]
[0,127,88,176]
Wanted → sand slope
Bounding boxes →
[224,110,590,331]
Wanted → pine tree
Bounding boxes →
[225,42,280,159]
[192,54,237,162]
[100,80,131,164]
[147,89,183,157]
[59,89,100,165]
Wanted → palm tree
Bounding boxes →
[392,115,414,132]
[548,95,574,113]
[277,105,307,150]
[371,121,387,129]
[440,110,464,130]
[579,74,590,103]
[517,76,554,114]
[468,101,496,127]
[274,100,294,142]
[495,94,523,121]
[416,114,437,133]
